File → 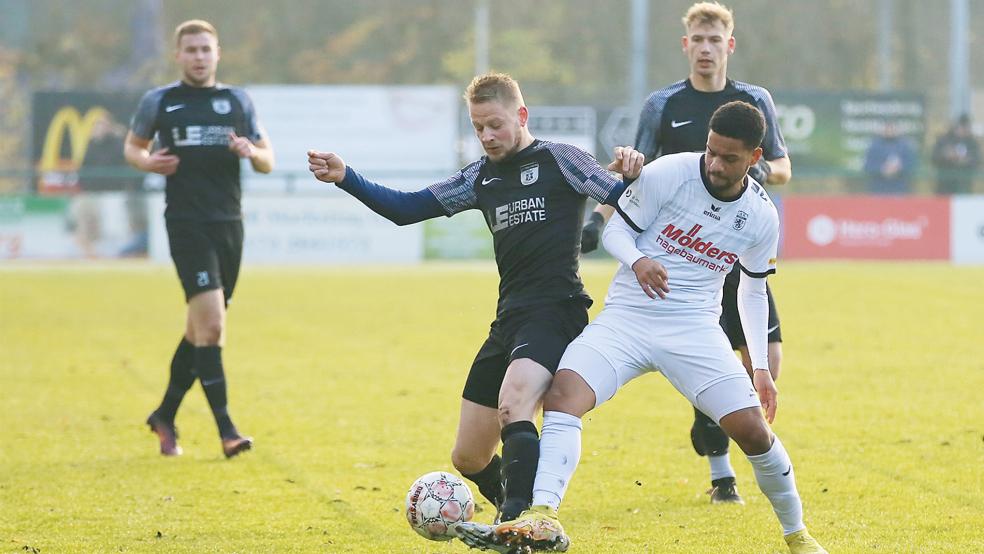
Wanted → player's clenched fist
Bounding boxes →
[307,150,348,184]
[630,256,670,299]
[606,146,645,180]
[227,132,255,159]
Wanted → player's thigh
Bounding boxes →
[554,308,652,411]
[655,316,750,408]
[462,330,509,410]
[452,399,501,473]
[167,220,225,303]
[498,358,552,423]
[211,220,244,304]
[693,375,760,425]
[187,289,226,345]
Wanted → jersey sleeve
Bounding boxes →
[634,92,664,162]
[614,156,673,233]
[750,87,788,161]
[230,88,263,142]
[738,205,780,277]
[129,88,164,140]
[427,160,483,216]
[545,143,625,205]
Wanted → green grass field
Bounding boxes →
[1,261,982,553]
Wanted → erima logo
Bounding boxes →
[660,223,738,264]
[703,203,722,221]
[165,104,185,112]
[671,120,693,128]
[481,177,502,186]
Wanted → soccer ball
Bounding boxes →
[405,471,475,541]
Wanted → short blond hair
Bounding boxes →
[464,72,525,108]
[682,2,734,35]
[174,19,218,47]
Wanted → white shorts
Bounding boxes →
[557,305,760,423]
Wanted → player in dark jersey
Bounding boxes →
[308,72,643,536]
[580,1,792,507]
[124,19,274,459]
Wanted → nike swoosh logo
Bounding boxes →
[165,104,185,112]
[481,177,502,186]
[767,324,780,334]
[201,377,225,387]
[781,466,791,476]
[509,343,529,357]
[671,120,692,128]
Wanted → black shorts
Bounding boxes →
[719,279,781,349]
[166,219,244,304]
[462,298,590,409]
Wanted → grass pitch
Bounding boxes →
[1,260,982,553]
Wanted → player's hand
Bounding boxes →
[307,150,348,183]
[607,146,645,179]
[144,147,179,176]
[580,212,604,254]
[630,256,669,299]
[752,369,778,423]
[747,158,772,185]
[228,132,256,159]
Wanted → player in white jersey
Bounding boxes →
[483,102,826,554]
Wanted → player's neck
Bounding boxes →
[181,76,217,88]
[689,72,727,93]
[517,130,535,152]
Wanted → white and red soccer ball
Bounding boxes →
[405,471,475,541]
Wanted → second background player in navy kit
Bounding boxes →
[307,72,643,535]
[581,1,791,504]
[124,19,274,459]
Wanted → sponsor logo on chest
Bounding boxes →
[655,222,738,271]
[489,196,547,232]
[171,125,236,147]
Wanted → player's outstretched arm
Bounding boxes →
[306,149,445,226]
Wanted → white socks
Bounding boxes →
[708,453,736,482]
[531,411,583,510]
[746,435,805,535]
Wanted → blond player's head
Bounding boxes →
[464,72,532,162]
[681,2,735,81]
[174,19,220,87]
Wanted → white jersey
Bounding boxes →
[604,152,779,315]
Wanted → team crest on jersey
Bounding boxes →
[211,98,232,115]
[520,162,539,186]
[733,210,749,230]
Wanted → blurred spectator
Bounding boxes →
[863,121,918,195]
[931,114,980,195]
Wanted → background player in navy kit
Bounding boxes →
[124,19,274,458]
[308,72,643,533]
[580,1,791,504]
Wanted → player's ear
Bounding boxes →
[518,105,529,127]
[681,36,688,51]
[727,35,735,54]
[749,147,763,166]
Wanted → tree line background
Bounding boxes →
[0,0,980,191]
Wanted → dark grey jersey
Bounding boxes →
[634,78,787,163]
[429,140,625,315]
[129,81,263,221]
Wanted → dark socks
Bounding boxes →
[499,420,540,521]
[154,337,196,423]
[194,345,238,439]
[462,454,503,508]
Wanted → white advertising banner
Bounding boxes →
[245,85,459,192]
[950,196,984,265]
[148,194,423,264]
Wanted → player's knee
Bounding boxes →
[194,320,224,345]
[450,447,486,475]
[542,370,594,416]
[730,420,773,455]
